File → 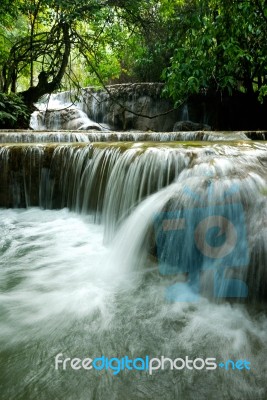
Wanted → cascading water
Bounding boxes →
[30,92,108,131]
[29,84,180,132]
[181,104,189,121]
[1,130,266,143]
[1,133,267,399]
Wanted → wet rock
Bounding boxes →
[173,120,211,131]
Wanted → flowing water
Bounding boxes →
[1,131,266,143]
[29,93,107,131]
[0,136,267,399]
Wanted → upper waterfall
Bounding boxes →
[28,83,267,132]
[29,84,179,132]
[30,92,106,131]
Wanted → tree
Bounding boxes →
[0,0,157,108]
[161,0,267,104]
[1,0,266,129]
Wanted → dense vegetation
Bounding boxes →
[0,92,29,128]
[0,0,266,127]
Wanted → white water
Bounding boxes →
[30,93,107,131]
[0,130,255,143]
[1,138,267,399]
[0,209,113,336]
[0,207,267,399]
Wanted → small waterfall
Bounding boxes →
[22,146,45,207]
[0,142,189,213]
[102,147,188,240]
[29,83,177,131]
[2,130,266,143]
[0,131,91,143]
[30,111,46,130]
[1,137,267,399]
[0,141,267,302]
[181,104,189,121]
[107,151,267,302]
[30,92,106,131]
[1,141,266,212]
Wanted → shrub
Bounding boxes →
[0,92,30,128]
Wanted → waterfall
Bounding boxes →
[1,133,267,399]
[181,104,189,121]
[0,140,267,302]
[30,92,107,131]
[29,83,178,131]
[0,142,188,215]
[107,152,267,301]
[1,141,266,217]
[1,130,266,143]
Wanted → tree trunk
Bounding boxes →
[20,23,71,109]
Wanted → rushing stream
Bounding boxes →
[0,208,267,400]
[0,134,267,399]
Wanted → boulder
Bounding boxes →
[173,120,211,131]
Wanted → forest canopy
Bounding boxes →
[0,0,266,113]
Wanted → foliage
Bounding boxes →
[161,0,267,104]
[0,0,266,120]
[0,92,30,128]
[0,0,158,102]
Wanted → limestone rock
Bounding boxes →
[173,120,211,131]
